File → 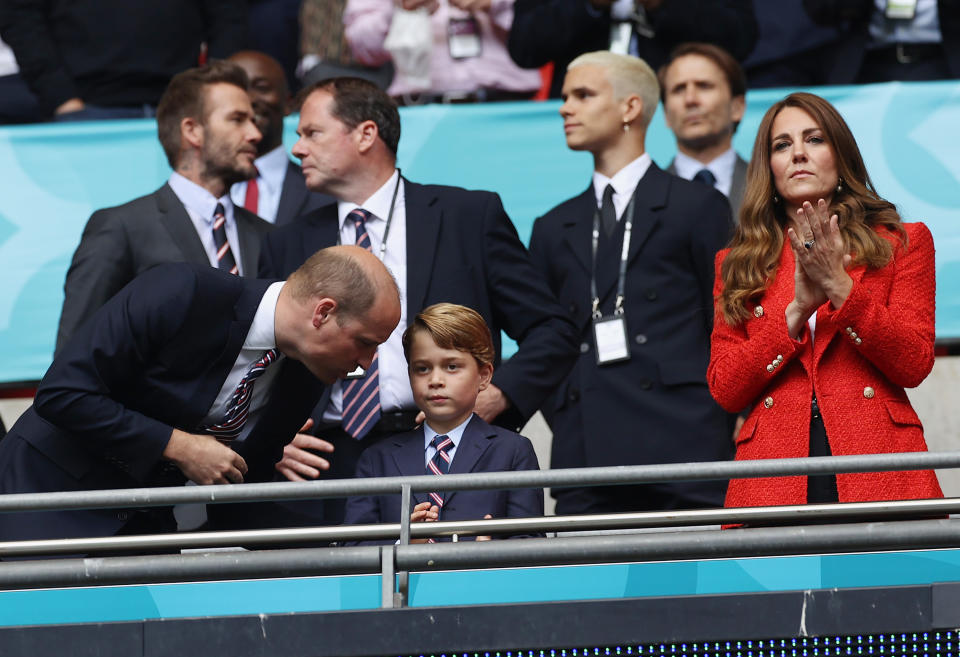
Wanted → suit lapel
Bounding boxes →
[156,184,209,264]
[560,186,597,275]
[729,156,748,220]
[391,427,432,506]
[443,415,495,507]
[234,206,262,276]
[404,180,442,317]
[275,160,307,226]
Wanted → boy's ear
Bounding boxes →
[478,362,493,390]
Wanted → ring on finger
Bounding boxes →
[803,239,816,250]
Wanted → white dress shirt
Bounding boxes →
[672,148,737,199]
[202,281,286,441]
[230,145,290,223]
[324,169,413,423]
[592,153,652,220]
[424,415,472,468]
[168,172,245,275]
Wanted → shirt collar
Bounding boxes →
[254,145,290,190]
[168,172,233,225]
[592,153,652,205]
[338,169,401,229]
[423,414,473,451]
[673,148,736,189]
[244,281,284,351]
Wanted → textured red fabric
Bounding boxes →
[709,222,942,508]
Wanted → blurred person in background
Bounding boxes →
[0,0,246,121]
[344,0,540,103]
[507,0,757,98]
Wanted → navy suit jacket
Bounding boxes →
[528,163,735,507]
[343,415,543,544]
[275,160,334,225]
[0,264,323,542]
[56,183,273,353]
[259,179,578,427]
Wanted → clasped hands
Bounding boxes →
[784,199,854,339]
[410,502,492,542]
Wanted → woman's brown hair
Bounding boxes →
[718,92,906,325]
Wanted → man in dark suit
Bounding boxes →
[528,51,734,515]
[55,61,273,353]
[507,0,757,98]
[0,246,401,543]
[258,77,577,525]
[228,50,333,224]
[659,43,748,220]
[803,0,959,83]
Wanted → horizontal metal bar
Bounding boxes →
[2,517,960,590]
[1,496,954,556]
[2,450,960,514]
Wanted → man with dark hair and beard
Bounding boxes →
[55,60,273,352]
[659,42,748,220]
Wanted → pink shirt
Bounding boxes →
[344,0,540,97]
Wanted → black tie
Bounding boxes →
[601,184,617,237]
[693,169,716,187]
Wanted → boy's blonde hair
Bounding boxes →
[402,303,494,368]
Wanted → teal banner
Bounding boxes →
[1,81,958,383]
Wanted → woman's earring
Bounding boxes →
[622,122,629,132]
[772,193,780,204]
[836,177,844,194]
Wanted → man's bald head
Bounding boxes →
[287,245,399,324]
[228,50,289,155]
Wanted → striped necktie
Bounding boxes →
[212,202,239,275]
[341,208,382,439]
[205,348,279,442]
[427,435,454,508]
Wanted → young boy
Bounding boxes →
[343,303,543,543]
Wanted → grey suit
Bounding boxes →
[55,183,273,352]
[667,154,748,221]
[274,160,334,225]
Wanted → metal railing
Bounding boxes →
[1,450,959,606]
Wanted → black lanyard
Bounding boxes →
[590,191,635,319]
[337,169,402,261]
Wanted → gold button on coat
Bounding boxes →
[766,364,775,372]
[863,387,875,399]
[763,396,774,408]
[754,306,764,318]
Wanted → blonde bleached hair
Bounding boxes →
[718,92,906,326]
[568,51,660,129]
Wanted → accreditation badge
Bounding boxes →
[885,0,917,19]
[448,17,482,60]
[593,315,630,365]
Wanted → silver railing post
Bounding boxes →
[396,483,412,607]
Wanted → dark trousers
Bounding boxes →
[807,397,839,504]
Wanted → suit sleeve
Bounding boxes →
[504,435,544,525]
[689,190,735,338]
[647,0,758,62]
[56,209,135,355]
[818,223,936,388]
[481,194,579,424]
[0,0,76,113]
[508,0,609,69]
[35,266,196,483]
[802,0,872,25]
[343,449,385,528]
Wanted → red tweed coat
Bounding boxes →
[708,222,942,508]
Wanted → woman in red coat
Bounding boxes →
[708,92,942,509]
